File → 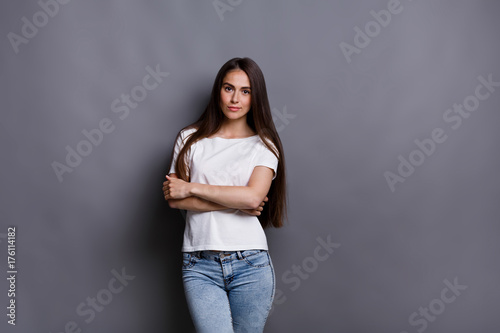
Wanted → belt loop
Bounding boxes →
[236,251,243,260]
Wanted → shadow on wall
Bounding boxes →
[134,157,195,332]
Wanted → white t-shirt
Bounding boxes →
[168,127,279,252]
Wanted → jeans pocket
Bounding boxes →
[182,252,198,269]
[242,250,270,268]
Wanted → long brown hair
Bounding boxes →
[170,57,288,228]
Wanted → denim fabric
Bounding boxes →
[182,249,275,333]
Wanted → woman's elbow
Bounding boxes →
[248,197,262,210]
[167,199,177,209]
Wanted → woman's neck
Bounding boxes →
[215,121,256,138]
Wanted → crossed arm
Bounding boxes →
[163,166,274,215]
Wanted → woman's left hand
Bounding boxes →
[163,175,192,200]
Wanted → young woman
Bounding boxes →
[163,57,287,332]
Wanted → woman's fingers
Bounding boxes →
[240,208,262,216]
[163,178,171,201]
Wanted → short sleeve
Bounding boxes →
[253,141,279,181]
[168,128,193,175]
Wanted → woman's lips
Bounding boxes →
[228,106,240,111]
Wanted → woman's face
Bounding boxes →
[219,69,252,122]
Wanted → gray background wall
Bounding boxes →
[1,0,499,332]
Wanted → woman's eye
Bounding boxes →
[243,90,250,95]
[224,86,232,92]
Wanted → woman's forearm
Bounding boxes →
[189,183,258,210]
[169,196,232,212]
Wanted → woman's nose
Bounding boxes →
[230,92,238,103]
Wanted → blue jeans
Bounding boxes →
[182,249,275,333]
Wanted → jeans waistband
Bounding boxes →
[189,249,266,261]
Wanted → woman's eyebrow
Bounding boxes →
[223,82,251,90]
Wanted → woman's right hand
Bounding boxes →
[240,196,268,216]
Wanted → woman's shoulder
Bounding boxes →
[256,136,279,157]
[179,126,198,139]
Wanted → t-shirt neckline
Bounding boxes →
[206,134,258,140]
